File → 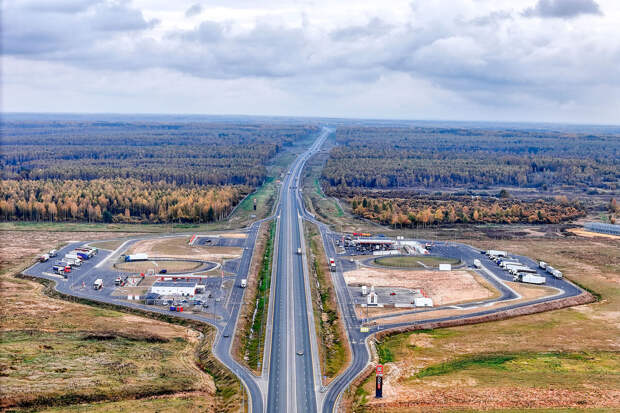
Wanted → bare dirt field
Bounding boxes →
[363,282,559,325]
[567,227,620,239]
[344,266,494,306]
[0,231,140,272]
[127,236,242,262]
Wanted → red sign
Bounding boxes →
[376,365,383,376]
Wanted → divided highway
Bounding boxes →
[21,126,587,413]
[266,128,331,412]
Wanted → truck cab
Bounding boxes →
[94,279,103,290]
[240,279,247,288]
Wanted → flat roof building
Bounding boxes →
[150,281,197,296]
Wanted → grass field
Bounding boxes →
[349,236,620,412]
[375,256,461,268]
[36,395,214,413]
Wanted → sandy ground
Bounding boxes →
[368,282,558,326]
[567,228,620,239]
[127,236,242,261]
[345,267,493,306]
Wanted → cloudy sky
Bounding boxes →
[2,0,619,124]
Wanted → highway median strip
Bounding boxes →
[233,220,275,373]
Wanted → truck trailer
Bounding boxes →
[125,253,149,262]
[513,273,546,284]
[486,250,507,257]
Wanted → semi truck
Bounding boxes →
[329,258,336,272]
[499,260,521,269]
[39,254,50,262]
[94,279,103,290]
[507,265,538,275]
[513,273,546,284]
[297,248,302,255]
[125,253,149,262]
[551,269,563,279]
[539,261,547,269]
[49,249,58,257]
[473,259,482,269]
[486,250,507,257]
[240,279,247,288]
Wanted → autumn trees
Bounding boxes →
[0,119,319,223]
[349,194,585,226]
[318,125,616,226]
[321,126,619,191]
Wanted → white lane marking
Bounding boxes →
[95,240,132,269]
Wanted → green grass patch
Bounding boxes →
[241,220,276,371]
[412,351,620,387]
[375,255,461,268]
[415,354,516,378]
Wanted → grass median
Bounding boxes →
[304,221,350,382]
[234,220,275,373]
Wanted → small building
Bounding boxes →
[414,297,434,307]
[150,281,197,297]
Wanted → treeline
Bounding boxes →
[349,194,585,226]
[321,126,619,191]
[1,121,318,186]
[0,179,248,223]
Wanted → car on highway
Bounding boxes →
[390,292,396,296]
[296,350,304,356]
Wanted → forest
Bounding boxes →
[320,125,618,226]
[322,126,619,191]
[0,120,318,223]
[348,193,585,226]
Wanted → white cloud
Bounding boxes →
[1,0,619,124]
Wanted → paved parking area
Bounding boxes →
[195,236,246,247]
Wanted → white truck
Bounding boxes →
[499,260,521,269]
[539,261,547,269]
[486,250,507,258]
[125,253,149,262]
[39,253,50,262]
[329,258,336,272]
[551,269,563,279]
[240,279,247,288]
[64,252,82,262]
[506,265,537,275]
[49,249,58,257]
[546,265,555,274]
[297,247,302,255]
[513,273,546,284]
[473,259,482,269]
[361,285,368,295]
[94,279,103,290]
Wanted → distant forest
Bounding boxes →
[0,120,318,223]
[320,126,618,226]
[322,126,619,191]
